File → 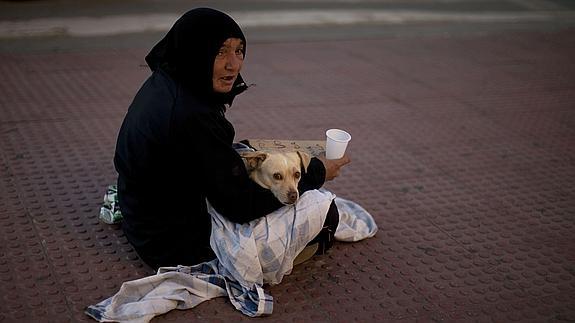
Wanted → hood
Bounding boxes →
[145,8,248,105]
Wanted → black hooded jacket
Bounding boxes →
[113,8,326,269]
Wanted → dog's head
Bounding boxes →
[241,151,312,205]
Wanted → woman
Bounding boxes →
[114,8,350,269]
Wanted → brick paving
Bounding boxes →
[1,27,575,322]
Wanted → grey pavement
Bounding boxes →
[1,0,575,51]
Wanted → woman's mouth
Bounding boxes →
[213,74,238,93]
[221,75,235,83]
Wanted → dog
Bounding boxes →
[240,150,311,205]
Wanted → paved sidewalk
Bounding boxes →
[2,0,575,51]
[1,2,575,322]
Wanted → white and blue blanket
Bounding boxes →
[86,189,377,322]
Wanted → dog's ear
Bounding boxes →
[297,151,312,173]
[240,151,268,171]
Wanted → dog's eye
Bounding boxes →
[273,173,283,180]
[294,172,301,179]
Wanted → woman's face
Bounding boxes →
[212,38,245,93]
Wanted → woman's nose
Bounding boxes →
[225,54,242,71]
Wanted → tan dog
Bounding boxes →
[241,151,311,205]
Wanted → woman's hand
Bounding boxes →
[317,154,351,181]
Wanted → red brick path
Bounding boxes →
[1,28,574,322]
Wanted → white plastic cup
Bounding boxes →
[325,129,351,159]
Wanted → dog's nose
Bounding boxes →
[287,191,298,204]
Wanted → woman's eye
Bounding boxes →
[273,173,283,180]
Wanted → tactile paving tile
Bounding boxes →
[0,50,147,123]
[1,119,155,322]
[1,27,575,322]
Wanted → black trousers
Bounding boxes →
[308,200,339,255]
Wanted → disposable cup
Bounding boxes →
[325,129,351,159]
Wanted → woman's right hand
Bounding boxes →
[317,154,351,181]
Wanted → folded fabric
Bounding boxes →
[86,189,378,322]
[333,195,378,242]
[85,260,272,322]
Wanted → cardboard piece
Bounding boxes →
[245,139,325,157]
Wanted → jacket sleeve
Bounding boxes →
[179,111,285,223]
[298,157,326,193]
